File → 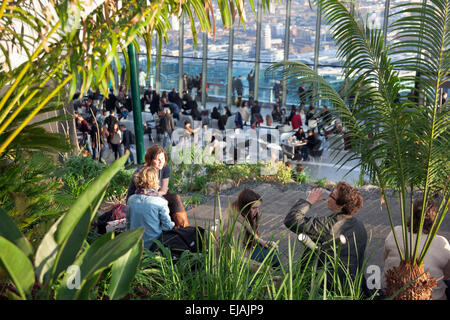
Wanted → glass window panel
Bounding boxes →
[161,16,180,57]
[259,61,278,104]
[204,3,229,104]
[260,1,286,64]
[317,65,345,109]
[206,57,228,103]
[288,0,317,66]
[387,0,409,48]
[183,19,203,58]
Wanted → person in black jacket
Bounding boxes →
[120,124,134,165]
[168,88,183,107]
[211,107,220,120]
[271,104,282,123]
[190,104,202,121]
[105,89,118,112]
[182,92,197,115]
[150,91,160,115]
[104,109,119,135]
[284,182,367,284]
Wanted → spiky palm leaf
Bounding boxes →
[268,0,450,266]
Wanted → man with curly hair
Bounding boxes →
[284,182,367,282]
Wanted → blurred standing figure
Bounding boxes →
[160,108,175,150]
[239,101,250,126]
[235,75,244,106]
[139,68,146,95]
[120,124,135,165]
[110,122,123,160]
[271,104,282,123]
[440,91,447,105]
[247,68,255,98]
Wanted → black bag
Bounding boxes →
[152,226,206,258]
[96,204,127,234]
[96,211,112,234]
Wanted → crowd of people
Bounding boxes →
[72,89,136,165]
[74,80,342,166]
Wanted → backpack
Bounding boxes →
[151,226,206,259]
[97,204,127,234]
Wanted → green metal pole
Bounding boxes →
[128,43,145,164]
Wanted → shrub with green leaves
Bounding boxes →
[0,155,144,300]
[0,150,75,245]
[56,155,133,200]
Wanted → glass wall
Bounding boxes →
[116,0,396,108]
[289,0,317,66]
[204,7,229,104]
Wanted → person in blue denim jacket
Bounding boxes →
[126,166,174,249]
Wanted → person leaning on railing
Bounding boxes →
[284,182,367,282]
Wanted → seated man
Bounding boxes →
[284,182,367,284]
[300,129,318,161]
[126,166,174,249]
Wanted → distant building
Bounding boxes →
[171,16,179,31]
[263,24,272,50]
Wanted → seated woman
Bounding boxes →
[284,182,367,281]
[126,166,174,249]
[211,106,221,120]
[383,199,450,300]
[215,188,281,271]
[293,127,306,158]
[184,120,200,136]
[126,145,189,228]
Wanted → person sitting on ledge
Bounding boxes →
[126,145,189,229]
[215,188,281,271]
[284,182,367,282]
[126,166,174,250]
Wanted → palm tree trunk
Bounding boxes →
[385,261,436,300]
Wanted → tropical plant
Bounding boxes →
[268,0,450,299]
[0,0,267,157]
[0,150,76,246]
[56,155,133,200]
[0,154,144,300]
